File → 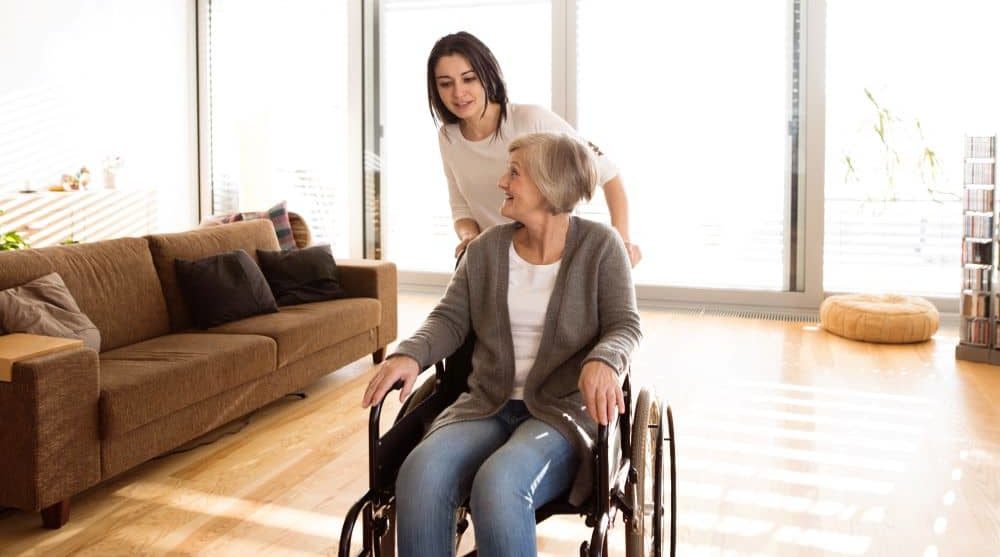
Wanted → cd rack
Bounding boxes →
[957,134,1000,363]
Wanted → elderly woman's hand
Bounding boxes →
[579,360,626,426]
[362,355,420,408]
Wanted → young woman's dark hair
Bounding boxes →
[426,31,509,141]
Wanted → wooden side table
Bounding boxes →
[0,333,84,382]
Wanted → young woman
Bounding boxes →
[362,133,641,556]
[427,31,642,266]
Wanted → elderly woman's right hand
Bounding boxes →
[579,360,626,426]
[362,355,420,408]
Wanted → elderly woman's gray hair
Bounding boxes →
[508,132,599,214]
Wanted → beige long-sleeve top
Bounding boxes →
[391,217,641,505]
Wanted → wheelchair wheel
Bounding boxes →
[625,388,666,557]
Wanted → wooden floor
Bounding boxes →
[1,292,998,556]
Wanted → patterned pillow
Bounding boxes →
[232,201,296,251]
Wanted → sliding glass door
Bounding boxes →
[576,0,800,291]
[373,0,811,305]
[204,0,356,256]
[825,0,1000,298]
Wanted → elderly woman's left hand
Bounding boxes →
[579,360,625,426]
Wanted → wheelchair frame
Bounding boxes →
[339,342,676,557]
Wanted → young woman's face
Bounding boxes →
[498,150,548,220]
[434,54,486,121]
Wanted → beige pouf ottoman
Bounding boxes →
[820,294,939,343]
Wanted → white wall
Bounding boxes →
[0,0,199,233]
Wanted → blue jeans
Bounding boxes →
[395,400,578,557]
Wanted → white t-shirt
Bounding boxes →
[507,243,561,399]
[438,103,620,229]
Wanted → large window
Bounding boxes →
[825,0,1000,297]
[196,0,1000,307]
[576,0,798,290]
[380,0,552,272]
[377,1,804,300]
[0,1,197,244]
[205,0,354,256]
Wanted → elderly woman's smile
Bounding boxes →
[498,152,549,220]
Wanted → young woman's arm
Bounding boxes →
[528,105,641,266]
[602,176,641,267]
[440,129,483,256]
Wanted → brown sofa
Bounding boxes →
[0,220,396,528]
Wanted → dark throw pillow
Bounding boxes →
[256,244,348,306]
[0,272,101,351]
[174,249,278,328]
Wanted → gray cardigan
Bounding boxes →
[392,217,642,504]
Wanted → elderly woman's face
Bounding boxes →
[498,150,547,220]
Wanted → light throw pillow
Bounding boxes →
[232,201,296,251]
[257,244,348,306]
[0,272,101,351]
[174,249,279,328]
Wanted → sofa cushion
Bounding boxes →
[146,220,280,332]
[175,250,279,328]
[0,272,101,350]
[99,333,277,437]
[205,298,380,368]
[257,245,348,306]
[0,237,170,352]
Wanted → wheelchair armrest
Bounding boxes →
[596,412,620,444]
[367,380,405,494]
[369,379,405,431]
[595,417,615,521]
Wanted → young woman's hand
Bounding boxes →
[362,355,421,408]
[453,219,481,258]
[578,360,626,425]
[455,233,479,258]
[624,241,642,268]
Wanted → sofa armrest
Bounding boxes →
[0,347,100,512]
[338,259,398,350]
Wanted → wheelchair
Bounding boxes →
[339,335,676,556]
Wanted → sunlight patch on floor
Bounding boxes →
[121,485,341,540]
[773,525,871,555]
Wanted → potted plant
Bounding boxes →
[0,210,30,250]
[840,88,957,205]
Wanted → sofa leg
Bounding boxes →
[41,499,70,529]
[372,348,386,364]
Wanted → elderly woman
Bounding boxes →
[362,132,641,557]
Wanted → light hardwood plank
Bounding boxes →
[1,293,997,556]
